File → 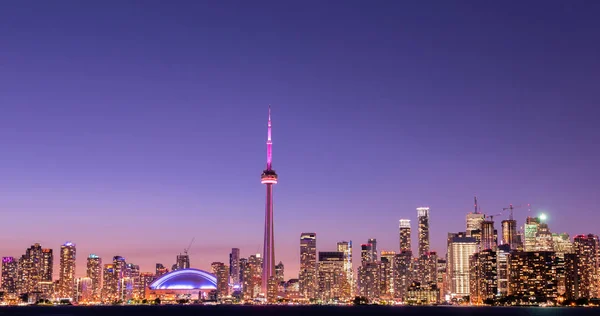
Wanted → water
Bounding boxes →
[0,306,596,316]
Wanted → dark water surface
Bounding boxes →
[0,306,596,316]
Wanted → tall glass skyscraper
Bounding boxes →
[417,207,430,256]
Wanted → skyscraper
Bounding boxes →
[447,232,478,297]
[417,207,430,256]
[261,106,278,296]
[211,262,230,299]
[317,252,347,301]
[41,248,53,282]
[466,197,485,237]
[175,253,190,270]
[112,256,126,301]
[567,234,599,299]
[155,263,168,277]
[360,243,373,264]
[480,220,497,251]
[86,254,102,302]
[1,257,18,295]
[368,238,378,262]
[76,277,93,302]
[59,242,76,299]
[230,248,240,286]
[336,241,354,295]
[380,251,395,298]
[299,233,317,299]
[399,219,411,252]
[102,264,116,302]
[275,262,284,283]
[501,219,518,249]
[524,216,540,251]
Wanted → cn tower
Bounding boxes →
[261,105,277,295]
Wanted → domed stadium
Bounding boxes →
[145,268,217,301]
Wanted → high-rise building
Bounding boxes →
[447,232,478,298]
[368,238,378,262]
[336,241,353,295]
[399,219,411,252]
[230,248,240,286]
[553,233,573,254]
[102,264,116,302]
[393,251,412,300]
[299,232,317,300]
[139,272,154,299]
[76,277,93,302]
[41,248,53,282]
[469,249,497,304]
[58,242,76,299]
[125,263,141,300]
[566,234,599,299]
[175,253,190,270]
[317,252,347,301]
[480,220,497,251]
[112,256,126,301]
[380,251,395,298]
[211,262,230,299]
[86,254,102,302]
[360,243,373,264]
[261,106,278,296]
[501,219,518,249]
[155,263,168,277]
[244,254,262,298]
[18,243,44,294]
[496,244,510,297]
[418,252,438,287]
[524,216,540,251]
[466,197,485,238]
[508,251,559,300]
[417,207,430,256]
[358,262,380,300]
[1,257,18,295]
[275,262,284,283]
[535,221,554,252]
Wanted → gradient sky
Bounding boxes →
[1,1,599,279]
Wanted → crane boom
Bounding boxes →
[502,204,530,220]
[184,237,195,255]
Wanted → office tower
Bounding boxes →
[496,244,510,297]
[1,257,18,295]
[393,251,412,300]
[368,238,378,262]
[535,221,554,252]
[41,248,53,282]
[360,243,373,264]
[317,252,346,301]
[553,233,573,254]
[358,262,380,300]
[480,220,497,251]
[299,233,317,299]
[399,219,411,252]
[501,219,518,249]
[139,272,154,299]
[447,232,478,297]
[230,248,240,286]
[466,197,485,237]
[76,277,93,302]
[469,249,497,305]
[155,263,168,277]
[380,251,395,298]
[336,241,354,295]
[86,254,102,302]
[211,262,230,299]
[566,234,599,299]
[275,262,284,283]
[125,263,140,300]
[58,242,76,299]
[418,252,438,286]
[524,216,539,251]
[261,106,278,296]
[112,256,126,301]
[417,207,430,256]
[508,251,559,300]
[102,264,116,302]
[175,253,190,270]
[436,258,447,301]
[239,258,248,292]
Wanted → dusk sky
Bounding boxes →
[1,1,599,279]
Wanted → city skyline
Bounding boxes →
[1,0,600,282]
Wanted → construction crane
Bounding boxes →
[485,213,503,222]
[184,237,195,255]
[502,204,531,220]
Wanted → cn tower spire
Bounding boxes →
[267,105,272,170]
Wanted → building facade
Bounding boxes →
[299,233,317,300]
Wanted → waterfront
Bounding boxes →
[0,306,598,316]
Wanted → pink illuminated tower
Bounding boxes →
[261,105,278,296]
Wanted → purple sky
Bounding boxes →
[1,1,599,279]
